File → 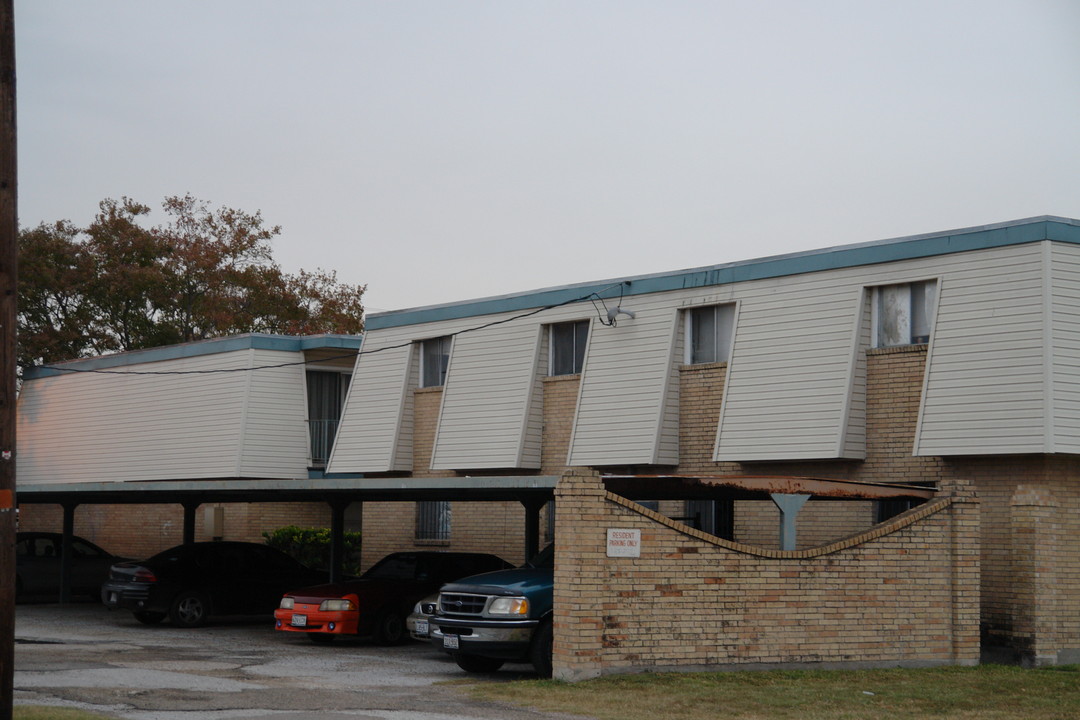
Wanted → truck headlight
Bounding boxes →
[279,597,294,610]
[488,597,529,616]
[319,599,356,612]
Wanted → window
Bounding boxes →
[549,320,589,376]
[415,500,451,541]
[874,280,937,347]
[684,499,734,540]
[421,336,452,388]
[306,370,350,467]
[687,304,735,364]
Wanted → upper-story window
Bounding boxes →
[421,336,452,388]
[687,304,735,364]
[306,370,351,467]
[549,320,589,376]
[874,280,937,348]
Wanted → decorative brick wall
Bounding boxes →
[552,469,981,681]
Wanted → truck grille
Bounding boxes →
[439,592,488,615]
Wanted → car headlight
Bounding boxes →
[488,597,529,616]
[279,597,294,610]
[319,599,356,612]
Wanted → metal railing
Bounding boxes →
[307,419,339,468]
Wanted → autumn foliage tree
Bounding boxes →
[18,195,365,367]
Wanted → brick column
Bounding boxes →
[1009,485,1061,666]
[949,484,981,664]
[552,468,608,682]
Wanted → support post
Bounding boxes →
[182,502,199,545]
[329,501,348,583]
[770,493,810,551]
[59,503,77,603]
[521,499,545,562]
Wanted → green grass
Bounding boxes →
[465,664,1080,720]
[14,706,117,720]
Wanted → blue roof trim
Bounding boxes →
[24,333,363,380]
[367,216,1080,330]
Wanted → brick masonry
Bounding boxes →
[552,469,981,680]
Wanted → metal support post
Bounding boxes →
[770,493,810,552]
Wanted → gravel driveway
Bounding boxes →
[14,603,583,720]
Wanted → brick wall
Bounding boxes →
[552,469,980,680]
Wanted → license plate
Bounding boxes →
[443,634,459,650]
[291,614,308,627]
[415,620,429,636]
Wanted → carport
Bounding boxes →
[17,471,936,604]
[15,475,557,602]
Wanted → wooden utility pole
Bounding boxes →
[0,0,16,717]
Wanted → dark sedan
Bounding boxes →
[16,532,124,601]
[274,551,512,644]
[102,541,327,628]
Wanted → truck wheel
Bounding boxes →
[454,653,505,673]
[133,611,166,625]
[373,608,406,645]
[530,620,553,678]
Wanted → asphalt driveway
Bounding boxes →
[14,602,582,720]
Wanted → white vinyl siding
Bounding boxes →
[915,243,1047,455]
[1049,242,1080,452]
[715,279,866,461]
[430,323,544,470]
[568,306,680,466]
[326,339,415,473]
[16,349,311,485]
[238,350,310,477]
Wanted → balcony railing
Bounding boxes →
[307,419,339,468]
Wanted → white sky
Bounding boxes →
[15,1,1080,314]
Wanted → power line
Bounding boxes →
[24,282,632,376]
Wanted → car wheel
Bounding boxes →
[169,590,211,628]
[453,653,505,673]
[372,608,406,645]
[133,611,166,625]
[530,619,553,678]
[309,633,336,644]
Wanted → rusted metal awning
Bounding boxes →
[603,474,936,501]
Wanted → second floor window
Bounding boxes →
[874,280,937,347]
[306,370,350,467]
[550,320,589,376]
[687,304,735,364]
[421,336,451,387]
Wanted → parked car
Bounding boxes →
[406,593,439,641]
[431,543,554,676]
[102,541,326,628]
[274,551,512,645]
[15,531,125,601]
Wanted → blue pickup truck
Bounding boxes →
[430,544,554,676]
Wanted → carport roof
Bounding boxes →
[15,476,559,505]
[15,473,934,507]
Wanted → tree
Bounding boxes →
[17,195,365,367]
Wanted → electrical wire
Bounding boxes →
[24,281,633,376]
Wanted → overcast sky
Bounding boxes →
[15,1,1080,314]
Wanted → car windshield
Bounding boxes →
[362,554,417,580]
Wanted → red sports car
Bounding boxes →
[274,551,511,644]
